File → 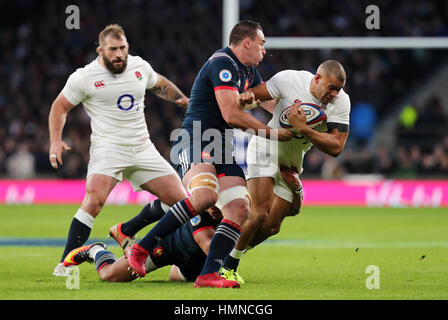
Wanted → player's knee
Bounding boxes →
[83,191,107,216]
[253,199,272,217]
[234,201,250,222]
[221,199,250,226]
[186,172,219,211]
[251,209,268,227]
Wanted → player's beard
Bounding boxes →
[103,54,128,74]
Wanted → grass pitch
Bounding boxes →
[0,204,447,300]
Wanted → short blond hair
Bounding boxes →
[98,24,126,46]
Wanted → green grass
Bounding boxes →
[0,205,447,300]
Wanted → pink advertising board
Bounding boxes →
[0,179,447,207]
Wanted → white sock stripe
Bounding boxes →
[173,203,189,222]
[94,252,116,268]
[216,225,240,242]
[176,202,191,220]
[219,224,241,239]
[170,207,186,224]
[74,209,95,228]
[171,204,189,224]
[215,229,239,243]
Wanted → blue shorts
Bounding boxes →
[171,127,245,180]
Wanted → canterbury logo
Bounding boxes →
[94,80,105,88]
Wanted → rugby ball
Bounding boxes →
[279,103,327,130]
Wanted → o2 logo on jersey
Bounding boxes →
[117,94,135,111]
[219,69,232,82]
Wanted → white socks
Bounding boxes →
[88,244,106,260]
[229,248,246,260]
[74,208,95,229]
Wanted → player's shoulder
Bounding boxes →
[125,54,144,68]
[69,58,102,79]
[208,48,239,70]
[128,54,155,73]
[272,69,312,82]
[335,88,351,106]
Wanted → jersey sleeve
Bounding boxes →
[327,92,351,125]
[208,58,239,92]
[61,69,87,106]
[265,70,295,100]
[144,60,158,90]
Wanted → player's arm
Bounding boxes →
[238,82,276,113]
[48,93,75,168]
[149,73,189,107]
[216,89,293,141]
[286,102,348,157]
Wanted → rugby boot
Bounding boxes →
[63,242,107,267]
[125,243,148,277]
[109,223,136,251]
[193,272,240,288]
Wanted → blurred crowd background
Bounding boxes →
[1,0,448,180]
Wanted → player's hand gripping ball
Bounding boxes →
[279,102,327,130]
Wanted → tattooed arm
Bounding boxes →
[150,73,189,107]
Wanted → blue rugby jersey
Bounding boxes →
[175,47,263,161]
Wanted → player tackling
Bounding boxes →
[220,60,351,282]
[49,24,191,276]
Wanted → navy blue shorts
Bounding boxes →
[171,127,246,180]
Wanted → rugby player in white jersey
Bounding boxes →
[49,24,190,276]
[220,60,351,282]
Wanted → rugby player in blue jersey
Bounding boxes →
[63,209,222,283]
[126,21,293,288]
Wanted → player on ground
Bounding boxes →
[125,20,294,288]
[64,210,221,282]
[49,24,191,276]
[220,60,351,282]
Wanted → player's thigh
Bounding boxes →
[140,173,188,206]
[217,175,250,226]
[247,177,274,214]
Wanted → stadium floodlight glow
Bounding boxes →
[264,37,448,49]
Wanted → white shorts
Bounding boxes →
[246,136,299,203]
[87,139,176,192]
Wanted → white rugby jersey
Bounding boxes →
[265,70,351,170]
[61,54,158,146]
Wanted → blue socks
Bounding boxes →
[200,219,241,275]
[60,209,94,262]
[120,199,167,237]
[94,250,117,272]
[138,198,196,251]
